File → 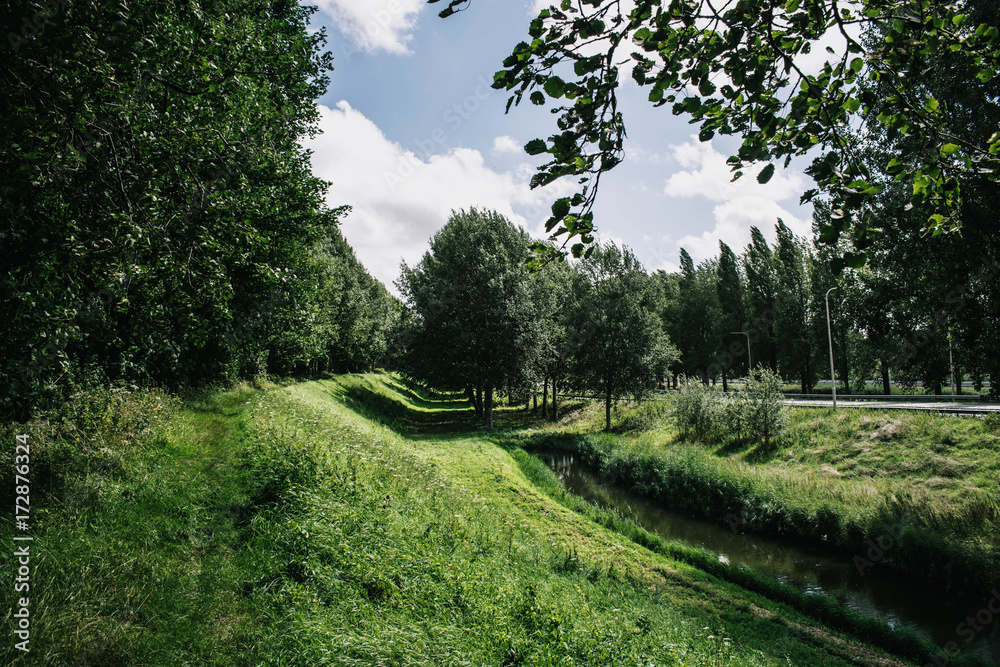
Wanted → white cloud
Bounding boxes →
[304,102,575,292]
[663,137,812,263]
[492,135,523,155]
[316,0,424,55]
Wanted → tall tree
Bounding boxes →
[529,251,575,420]
[567,243,678,431]
[397,209,537,429]
[673,250,723,384]
[774,220,814,394]
[0,0,343,419]
[742,227,778,373]
[716,241,746,391]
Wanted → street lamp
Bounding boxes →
[731,331,751,382]
[825,287,837,410]
[948,324,958,396]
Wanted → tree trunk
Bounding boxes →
[541,377,548,417]
[605,382,612,432]
[840,356,851,395]
[881,363,891,396]
[722,369,728,393]
[533,389,537,411]
[475,386,483,419]
[485,385,494,430]
[551,378,558,420]
[801,355,810,395]
[465,385,475,406]
[954,364,963,395]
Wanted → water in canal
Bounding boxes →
[536,450,1000,663]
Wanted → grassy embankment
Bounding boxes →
[0,373,963,665]
[514,395,1000,595]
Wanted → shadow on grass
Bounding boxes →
[381,375,464,408]
[314,379,479,438]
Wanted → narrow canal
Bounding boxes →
[536,450,999,663]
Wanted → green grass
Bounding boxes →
[3,373,973,665]
[519,394,1000,593]
[1,383,263,665]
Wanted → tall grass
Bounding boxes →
[4,374,972,665]
[0,385,265,665]
[236,384,784,666]
[517,415,1000,593]
[507,449,990,667]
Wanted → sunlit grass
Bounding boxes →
[5,373,979,665]
[520,391,1000,593]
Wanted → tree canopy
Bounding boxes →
[566,243,678,430]
[1,0,399,419]
[397,208,540,429]
[432,0,1000,266]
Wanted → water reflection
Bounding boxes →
[537,450,999,661]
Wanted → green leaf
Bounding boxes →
[543,76,566,98]
[940,143,960,155]
[551,198,571,220]
[757,163,775,184]
[524,139,547,155]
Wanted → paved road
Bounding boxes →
[785,398,1000,415]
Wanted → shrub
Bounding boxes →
[672,377,726,442]
[742,367,789,449]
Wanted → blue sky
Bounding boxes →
[303,0,818,292]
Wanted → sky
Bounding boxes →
[302,0,820,293]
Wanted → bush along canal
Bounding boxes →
[534,449,1000,664]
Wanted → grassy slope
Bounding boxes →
[1,385,261,665]
[1,374,930,665]
[519,397,1000,592]
[262,375,920,666]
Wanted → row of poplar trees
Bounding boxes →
[667,210,1000,397]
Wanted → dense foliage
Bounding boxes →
[397,209,540,429]
[659,216,998,396]
[433,0,1000,265]
[397,210,678,430]
[567,243,678,430]
[1,0,399,420]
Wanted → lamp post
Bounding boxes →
[825,287,837,410]
[731,331,751,386]
[948,325,958,395]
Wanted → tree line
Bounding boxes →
[396,209,678,431]
[664,214,999,398]
[1,0,399,421]
[397,204,999,437]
